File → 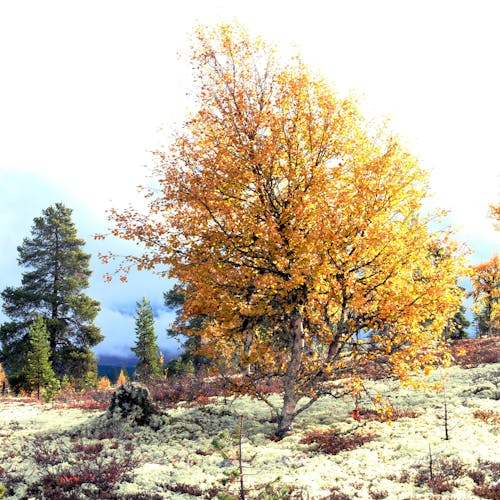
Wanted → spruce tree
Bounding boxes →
[23,315,60,400]
[164,285,211,375]
[131,297,161,382]
[443,305,470,340]
[0,203,103,390]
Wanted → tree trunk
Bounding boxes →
[50,225,60,354]
[276,310,304,438]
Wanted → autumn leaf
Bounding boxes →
[470,254,500,337]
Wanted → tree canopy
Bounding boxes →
[471,254,500,337]
[106,23,465,436]
[164,284,210,375]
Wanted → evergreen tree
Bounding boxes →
[22,315,59,400]
[443,305,470,340]
[131,297,161,382]
[474,303,496,337]
[0,203,103,390]
[164,284,211,375]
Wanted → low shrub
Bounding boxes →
[413,457,466,494]
[351,407,421,422]
[32,434,66,466]
[474,409,500,426]
[54,387,112,411]
[368,486,389,499]
[473,483,500,500]
[162,482,203,496]
[24,433,141,498]
[450,336,500,367]
[403,456,500,498]
[300,428,377,455]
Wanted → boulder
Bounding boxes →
[107,382,162,426]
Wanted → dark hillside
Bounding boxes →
[97,364,135,383]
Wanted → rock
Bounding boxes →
[463,381,498,400]
[107,382,162,427]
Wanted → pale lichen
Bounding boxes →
[0,362,498,498]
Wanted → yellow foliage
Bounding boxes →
[490,203,500,230]
[0,363,9,394]
[470,254,500,336]
[97,376,112,390]
[115,368,128,386]
[105,22,466,434]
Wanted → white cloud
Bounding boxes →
[93,305,178,359]
[0,171,178,358]
[1,0,500,355]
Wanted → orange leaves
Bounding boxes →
[102,22,466,433]
[470,254,500,335]
[99,253,110,265]
[490,203,500,230]
[471,254,500,292]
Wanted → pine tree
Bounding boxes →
[164,285,211,374]
[0,203,103,390]
[131,297,161,382]
[22,315,60,400]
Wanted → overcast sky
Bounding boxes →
[1,0,499,357]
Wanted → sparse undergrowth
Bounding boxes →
[398,456,500,499]
[0,353,499,499]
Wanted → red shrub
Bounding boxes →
[55,474,84,488]
[54,388,112,411]
[32,435,62,466]
[427,477,455,494]
[300,428,377,455]
[450,336,500,367]
[473,483,500,500]
[474,409,500,426]
[150,377,222,407]
[351,407,421,422]
[73,441,104,455]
